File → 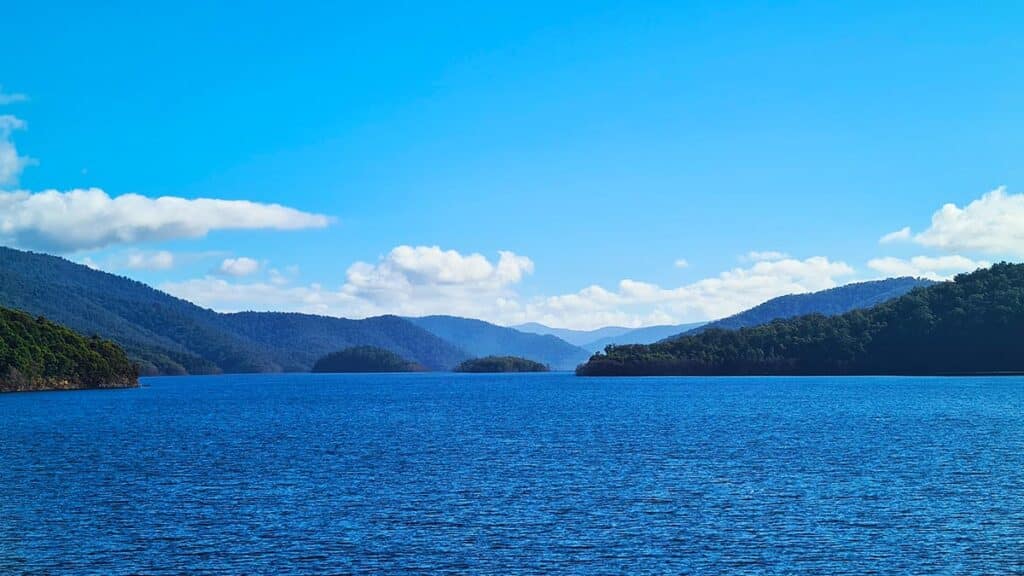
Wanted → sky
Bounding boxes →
[1,1,1022,329]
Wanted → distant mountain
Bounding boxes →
[513,322,632,347]
[0,306,137,392]
[0,247,467,374]
[670,277,935,340]
[409,316,591,371]
[515,321,708,352]
[578,264,1022,376]
[585,323,707,352]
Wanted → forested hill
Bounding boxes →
[0,247,467,374]
[312,346,425,373]
[454,356,549,373]
[672,277,934,340]
[0,306,137,392]
[408,316,591,371]
[577,263,1024,376]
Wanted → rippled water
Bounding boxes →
[2,373,1023,574]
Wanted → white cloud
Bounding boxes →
[867,255,988,281]
[163,246,535,320]
[674,258,689,269]
[218,257,261,277]
[745,250,789,262]
[126,250,175,271]
[0,188,331,252]
[879,226,911,244]
[162,250,854,330]
[0,87,27,105]
[520,256,855,329]
[0,115,34,185]
[907,187,1024,256]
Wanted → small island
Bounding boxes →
[0,306,138,393]
[311,346,426,373]
[454,356,550,373]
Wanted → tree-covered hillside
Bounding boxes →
[454,356,549,373]
[578,264,1024,376]
[0,306,137,392]
[312,346,425,373]
[408,316,590,370]
[0,247,467,374]
[673,277,934,339]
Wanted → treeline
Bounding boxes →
[455,356,550,373]
[578,263,1024,376]
[312,346,426,373]
[0,307,137,392]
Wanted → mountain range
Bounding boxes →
[676,277,935,339]
[0,246,937,375]
[578,264,1018,376]
[408,316,591,370]
[514,322,706,352]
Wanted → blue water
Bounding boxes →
[2,373,1023,574]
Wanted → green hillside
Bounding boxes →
[454,356,549,373]
[312,346,425,373]
[0,306,137,392]
[673,277,934,340]
[578,264,1024,376]
[0,247,467,374]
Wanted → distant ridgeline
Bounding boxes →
[312,346,426,373]
[0,306,137,392]
[455,356,550,373]
[0,247,468,375]
[668,277,934,340]
[578,264,1021,376]
[407,316,591,371]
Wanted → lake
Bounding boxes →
[2,373,1023,574]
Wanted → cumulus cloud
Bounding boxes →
[521,256,855,329]
[879,227,911,244]
[0,115,33,185]
[218,257,261,277]
[906,187,1024,256]
[867,255,988,281]
[674,258,689,269]
[162,250,854,330]
[163,246,535,320]
[126,250,175,271]
[0,188,331,252]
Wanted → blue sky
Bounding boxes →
[1,1,1021,328]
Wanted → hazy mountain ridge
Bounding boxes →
[670,277,935,340]
[409,316,591,371]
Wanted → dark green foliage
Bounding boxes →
[0,247,467,374]
[311,346,425,373]
[408,315,590,370]
[0,306,137,392]
[455,356,550,373]
[577,264,1024,376]
[673,277,935,339]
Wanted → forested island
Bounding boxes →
[311,346,426,373]
[0,306,138,392]
[577,263,1024,376]
[455,356,550,373]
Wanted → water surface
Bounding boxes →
[2,373,1023,574]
